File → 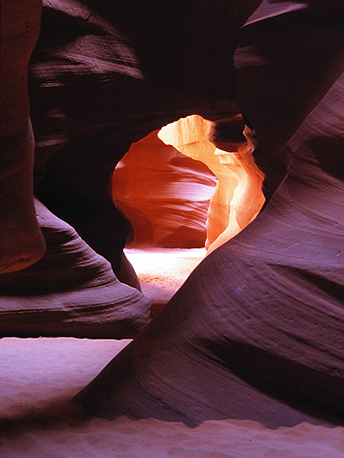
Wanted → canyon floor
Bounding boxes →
[0,248,343,458]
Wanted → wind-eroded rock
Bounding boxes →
[1,0,343,430]
[112,129,217,248]
[0,0,46,273]
[159,115,265,253]
[29,0,245,285]
[0,200,151,337]
[74,1,344,428]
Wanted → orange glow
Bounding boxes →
[112,115,265,253]
[159,115,265,253]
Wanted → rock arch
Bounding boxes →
[0,0,343,428]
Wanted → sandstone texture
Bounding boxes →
[28,0,257,279]
[159,115,265,253]
[74,1,344,428]
[0,0,46,274]
[113,114,263,252]
[112,129,217,248]
[0,199,151,337]
[0,0,343,430]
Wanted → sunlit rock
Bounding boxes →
[1,0,343,432]
[112,130,217,248]
[159,115,265,253]
[74,1,344,428]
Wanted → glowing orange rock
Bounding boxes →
[112,130,217,248]
[158,115,265,253]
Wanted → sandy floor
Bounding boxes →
[1,249,343,457]
[125,248,206,316]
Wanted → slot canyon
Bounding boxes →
[0,0,343,457]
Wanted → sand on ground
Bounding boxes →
[1,249,343,458]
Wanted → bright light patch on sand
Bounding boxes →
[125,248,205,277]
[125,248,206,306]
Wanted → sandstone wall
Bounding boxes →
[112,129,217,248]
[159,115,265,253]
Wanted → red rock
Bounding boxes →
[0,0,46,273]
[159,115,265,253]
[1,0,343,429]
[73,1,344,427]
[112,129,217,248]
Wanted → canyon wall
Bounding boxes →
[112,129,217,248]
[0,0,343,429]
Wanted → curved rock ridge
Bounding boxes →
[28,0,246,286]
[2,0,255,333]
[112,129,217,248]
[158,115,265,253]
[74,2,344,428]
[1,0,343,430]
[0,199,151,338]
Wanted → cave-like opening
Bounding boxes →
[111,115,265,314]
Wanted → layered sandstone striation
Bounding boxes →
[159,115,265,253]
[0,199,151,337]
[74,1,344,428]
[28,0,239,288]
[112,130,217,248]
[0,0,343,430]
[113,114,264,252]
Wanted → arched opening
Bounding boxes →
[111,115,265,313]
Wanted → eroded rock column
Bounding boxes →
[0,1,46,273]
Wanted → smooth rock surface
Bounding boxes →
[74,1,344,428]
[1,0,343,433]
[1,337,343,458]
[1,0,259,335]
[112,130,217,248]
[0,0,46,273]
[159,115,265,253]
[0,200,151,338]
[28,0,259,282]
